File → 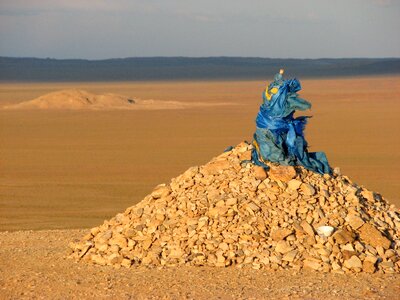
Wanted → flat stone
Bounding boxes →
[268,165,296,182]
[107,253,122,264]
[303,259,321,270]
[361,190,375,202]
[239,150,252,161]
[275,240,293,254]
[345,215,365,230]
[342,244,355,252]
[300,183,315,196]
[332,229,355,244]
[282,250,298,262]
[358,223,391,249]
[271,228,294,241]
[362,260,376,273]
[300,221,315,237]
[287,179,302,190]
[254,166,267,180]
[151,185,170,199]
[109,235,127,248]
[225,198,237,206]
[344,255,362,269]
[121,258,132,268]
[169,247,184,259]
[202,159,231,175]
[91,255,107,266]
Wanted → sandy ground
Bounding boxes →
[0,229,399,299]
[1,77,399,231]
[0,77,399,299]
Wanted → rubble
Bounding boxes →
[69,142,400,274]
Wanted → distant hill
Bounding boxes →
[0,56,399,82]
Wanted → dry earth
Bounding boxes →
[0,77,400,299]
[0,77,399,231]
[1,229,399,299]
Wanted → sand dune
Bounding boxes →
[1,89,232,110]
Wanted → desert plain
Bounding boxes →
[0,76,400,298]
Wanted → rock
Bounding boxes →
[254,166,267,180]
[303,259,321,270]
[332,261,341,271]
[91,255,107,266]
[225,198,237,206]
[344,255,362,270]
[282,250,298,262]
[300,183,315,196]
[363,256,377,273]
[169,247,184,259]
[108,253,122,264]
[342,244,355,252]
[239,150,252,161]
[68,142,400,274]
[287,179,302,190]
[332,229,355,244]
[358,223,391,249]
[121,258,132,268]
[202,159,230,175]
[275,240,293,254]
[300,221,315,237]
[361,190,375,202]
[268,165,296,182]
[151,184,170,199]
[271,228,294,241]
[345,215,365,230]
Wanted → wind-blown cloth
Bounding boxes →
[252,76,331,174]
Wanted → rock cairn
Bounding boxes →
[69,142,400,274]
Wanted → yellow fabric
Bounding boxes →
[265,90,272,100]
[252,140,268,164]
[270,87,278,94]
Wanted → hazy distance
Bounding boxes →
[0,0,399,59]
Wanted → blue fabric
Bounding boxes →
[253,76,331,174]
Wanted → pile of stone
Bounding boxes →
[68,142,400,274]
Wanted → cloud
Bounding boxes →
[0,0,129,16]
[372,0,393,6]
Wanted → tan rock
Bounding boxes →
[282,250,298,262]
[225,198,237,206]
[108,253,122,264]
[69,142,400,274]
[303,259,321,270]
[275,240,293,254]
[271,228,294,241]
[91,255,107,266]
[345,215,365,230]
[121,258,132,268]
[344,255,362,270]
[358,223,391,249]
[363,259,376,273]
[300,183,315,196]
[268,165,296,182]
[332,229,355,244]
[300,221,315,237]
[151,184,170,199]
[202,159,231,175]
[287,179,302,190]
[254,166,267,180]
[239,150,252,161]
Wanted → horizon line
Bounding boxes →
[2,55,400,61]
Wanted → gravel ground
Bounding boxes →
[0,229,399,299]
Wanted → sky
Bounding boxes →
[0,0,399,59]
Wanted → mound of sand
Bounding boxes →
[2,89,230,110]
[69,142,400,274]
